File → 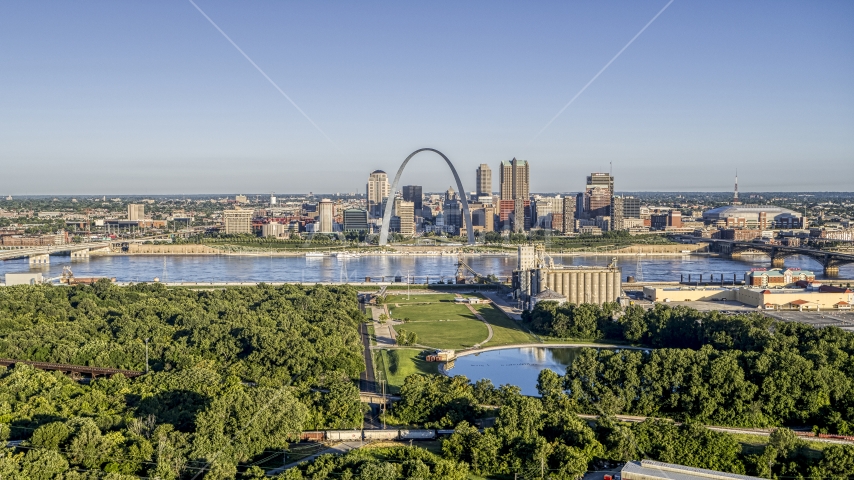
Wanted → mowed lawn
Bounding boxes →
[376,348,439,394]
[389,302,489,349]
[385,293,459,305]
[475,303,539,346]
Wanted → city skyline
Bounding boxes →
[1,1,852,194]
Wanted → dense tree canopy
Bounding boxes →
[0,282,365,385]
[525,301,854,432]
[0,283,366,477]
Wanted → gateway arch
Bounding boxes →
[379,148,475,246]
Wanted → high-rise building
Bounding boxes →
[499,158,529,201]
[622,197,641,219]
[262,222,288,238]
[127,204,145,221]
[223,208,253,234]
[476,164,492,197]
[513,198,525,233]
[561,197,576,233]
[270,193,277,205]
[443,189,462,230]
[611,196,625,231]
[235,194,248,204]
[366,170,390,216]
[317,199,334,233]
[584,173,614,218]
[393,198,415,236]
[342,208,369,232]
[402,185,423,213]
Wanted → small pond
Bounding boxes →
[445,347,596,396]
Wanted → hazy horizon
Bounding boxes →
[2,1,852,195]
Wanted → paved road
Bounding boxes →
[266,441,363,476]
[359,323,377,393]
[576,414,854,446]
[461,300,494,348]
[481,291,524,321]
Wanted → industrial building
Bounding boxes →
[514,245,623,308]
[642,285,853,311]
[535,265,622,306]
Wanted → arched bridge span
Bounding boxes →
[379,148,475,245]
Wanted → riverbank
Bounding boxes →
[108,241,710,257]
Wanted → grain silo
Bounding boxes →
[534,264,622,306]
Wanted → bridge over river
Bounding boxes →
[706,239,854,275]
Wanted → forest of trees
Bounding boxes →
[3,282,854,478]
[525,302,854,433]
[286,374,854,479]
[0,282,366,478]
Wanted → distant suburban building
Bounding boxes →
[317,199,334,233]
[222,208,253,234]
[127,204,145,221]
[476,163,492,197]
[235,194,248,204]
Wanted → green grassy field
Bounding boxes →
[389,302,489,349]
[474,303,539,346]
[385,293,460,305]
[376,349,440,394]
[389,302,471,321]
[403,318,490,350]
[384,294,538,350]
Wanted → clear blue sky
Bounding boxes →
[1,1,852,195]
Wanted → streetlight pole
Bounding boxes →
[144,338,149,373]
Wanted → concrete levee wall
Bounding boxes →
[612,244,708,254]
[126,244,222,255]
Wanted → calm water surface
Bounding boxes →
[447,347,592,396]
[1,253,850,283]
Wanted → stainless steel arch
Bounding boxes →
[379,148,475,246]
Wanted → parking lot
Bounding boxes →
[650,299,854,331]
[765,310,854,331]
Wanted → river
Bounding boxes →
[1,253,851,283]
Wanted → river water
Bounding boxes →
[1,253,851,283]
